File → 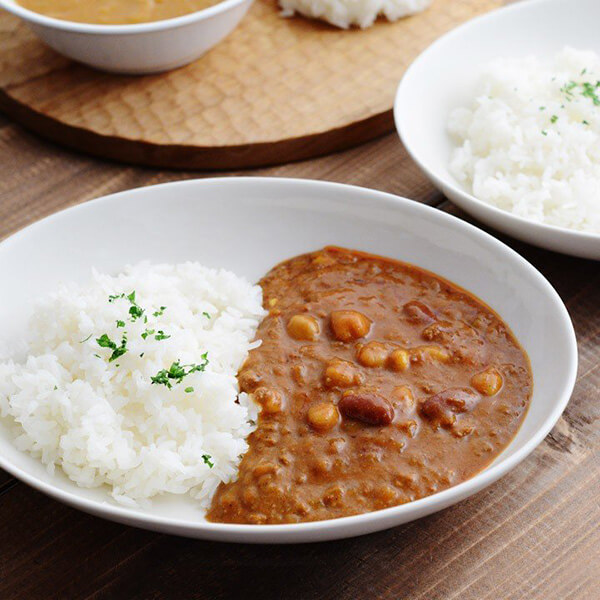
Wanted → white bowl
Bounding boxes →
[0,178,577,543]
[0,0,253,74]
[394,0,600,260]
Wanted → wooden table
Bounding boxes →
[0,110,598,599]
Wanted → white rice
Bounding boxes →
[0,262,266,508]
[280,0,431,29]
[448,47,600,233]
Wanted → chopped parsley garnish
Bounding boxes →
[550,115,558,124]
[79,333,93,343]
[202,454,214,468]
[542,130,548,136]
[583,120,590,125]
[202,312,211,319]
[580,81,600,106]
[129,304,145,322]
[539,106,546,111]
[141,328,155,340]
[116,320,125,328]
[184,387,194,393]
[559,78,600,107]
[108,291,145,322]
[153,306,167,317]
[154,330,171,341]
[150,354,209,389]
[96,332,128,362]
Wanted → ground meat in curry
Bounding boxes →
[207,247,532,524]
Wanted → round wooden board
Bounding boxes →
[0,0,499,169]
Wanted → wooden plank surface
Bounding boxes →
[0,107,599,600]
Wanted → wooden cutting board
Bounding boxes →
[0,0,500,169]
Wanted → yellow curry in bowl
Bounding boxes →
[17,0,222,24]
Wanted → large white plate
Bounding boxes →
[394,0,600,260]
[0,178,577,543]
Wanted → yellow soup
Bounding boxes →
[17,0,223,24]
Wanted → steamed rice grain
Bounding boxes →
[0,262,266,508]
[448,47,600,233]
[279,0,431,30]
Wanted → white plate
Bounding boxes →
[0,178,577,543]
[394,0,600,260]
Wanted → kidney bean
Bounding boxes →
[338,393,394,426]
[419,388,480,428]
[403,300,436,324]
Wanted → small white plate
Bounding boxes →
[394,0,600,260]
[0,178,577,543]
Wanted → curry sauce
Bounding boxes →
[18,0,221,25]
[207,247,532,524]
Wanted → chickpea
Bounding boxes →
[411,345,450,363]
[253,387,283,414]
[287,314,320,341]
[392,385,414,410]
[307,402,339,432]
[330,310,371,342]
[388,348,410,371]
[324,359,361,388]
[471,367,503,396]
[357,341,388,368]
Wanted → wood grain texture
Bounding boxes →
[0,0,500,169]
[0,109,598,599]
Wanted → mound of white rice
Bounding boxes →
[448,47,600,233]
[280,0,431,29]
[0,262,266,508]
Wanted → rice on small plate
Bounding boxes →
[279,0,431,29]
[448,47,600,234]
[0,262,266,509]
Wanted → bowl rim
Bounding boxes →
[393,0,600,245]
[0,0,252,34]
[0,177,579,542]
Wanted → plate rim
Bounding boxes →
[0,177,579,542]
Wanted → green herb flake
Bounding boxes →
[583,120,591,125]
[151,354,209,390]
[153,306,167,317]
[79,333,93,343]
[202,454,214,468]
[542,130,548,136]
[185,387,194,394]
[140,352,145,358]
[108,293,125,303]
[116,320,126,328]
[96,332,128,362]
[550,115,558,124]
[141,328,155,340]
[53,385,58,391]
[539,106,546,111]
[154,330,171,341]
[129,305,145,322]
[202,312,211,319]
